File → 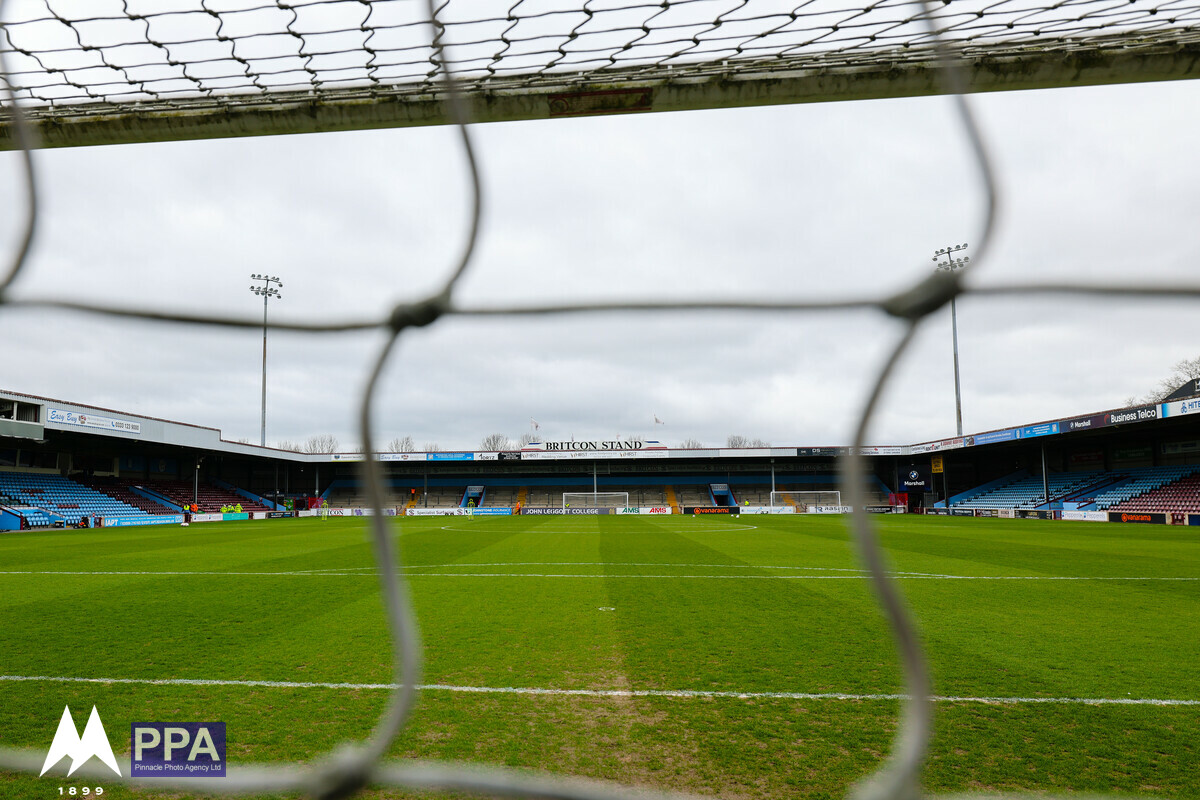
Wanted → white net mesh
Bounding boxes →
[562,492,629,508]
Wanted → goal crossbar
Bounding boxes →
[2,4,1198,150]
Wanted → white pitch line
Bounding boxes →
[0,674,1196,707]
[0,570,1196,581]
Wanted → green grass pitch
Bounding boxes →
[1,514,1198,799]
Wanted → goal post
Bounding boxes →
[562,492,630,509]
[770,491,842,511]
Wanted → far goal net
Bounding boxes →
[562,492,629,509]
[770,491,843,511]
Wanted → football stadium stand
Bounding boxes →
[120,479,272,514]
[946,466,1200,512]
[1090,466,1199,511]
[0,473,159,525]
[1106,472,1200,514]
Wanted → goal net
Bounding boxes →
[562,492,629,509]
[770,491,843,510]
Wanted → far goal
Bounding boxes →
[770,491,842,510]
[562,492,629,509]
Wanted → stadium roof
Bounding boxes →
[5,386,1197,464]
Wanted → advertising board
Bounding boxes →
[1108,511,1166,525]
[1104,405,1158,425]
[1160,398,1200,418]
[973,429,1018,445]
[522,507,612,515]
[684,507,738,515]
[1018,422,1060,439]
[807,505,852,514]
[615,507,673,514]
[1062,510,1108,522]
[738,506,797,515]
[1064,414,1109,433]
[380,452,426,462]
[47,407,142,435]
[100,515,184,527]
[901,466,931,492]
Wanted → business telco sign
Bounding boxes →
[1105,405,1159,425]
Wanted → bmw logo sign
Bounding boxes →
[909,470,919,480]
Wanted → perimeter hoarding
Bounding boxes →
[1108,511,1166,524]
[99,515,185,527]
[1062,510,1108,522]
[522,507,613,515]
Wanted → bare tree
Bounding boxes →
[518,432,537,447]
[1140,356,1200,403]
[423,442,441,453]
[387,436,415,453]
[481,433,511,451]
[726,435,770,448]
[276,439,303,452]
[680,437,704,449]
[304,434,340,453]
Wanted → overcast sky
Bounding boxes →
[3,75,1199,452]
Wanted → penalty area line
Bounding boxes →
[0,675,1196,707]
